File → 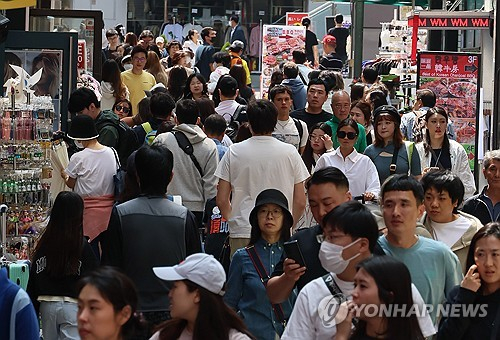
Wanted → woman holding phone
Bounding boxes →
[438,222,500,339]
[225,189,295,339]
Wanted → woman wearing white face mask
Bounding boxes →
[281,201,379,340]
[61,115,118,259]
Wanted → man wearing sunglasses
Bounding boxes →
[325,90,367,152]
[121,45,156,115]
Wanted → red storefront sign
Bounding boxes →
[408,11,490,30]
[286,13,308,26]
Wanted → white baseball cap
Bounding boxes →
[153,253,226,296]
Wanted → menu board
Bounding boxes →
[260,25,306,100]
[417,52,480,170]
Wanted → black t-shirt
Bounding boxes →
[290,109,333,130]
[305,30,319,63]
[431,148,452,170]
[328,27,350,58]
[203,197,229,273]
[319,53,344,71]
[270,224,327,292]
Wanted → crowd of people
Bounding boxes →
[3,18,500,340]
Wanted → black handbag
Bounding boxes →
[111,147,125,198]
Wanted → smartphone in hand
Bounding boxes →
[284,240,306,267]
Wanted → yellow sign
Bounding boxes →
[0,0,36,10]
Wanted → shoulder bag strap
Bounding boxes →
[173,131,204,177]
[245,246,287,326]
[390,145,400,175]
[233,105,244,122]
[321,273,343,297]
[110,147,121,170]
[298,71,307,85]
[292,118,303,142]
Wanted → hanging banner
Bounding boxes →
[77,40,87,70]
[286,13,308,26]
[0,0,36,9]
[417,51,481,172]
[260,25,306,99]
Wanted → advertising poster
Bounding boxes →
[260,25,306,100]
[417,52,480,171]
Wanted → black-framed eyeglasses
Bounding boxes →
[337,131,357,140]
[115,105,130,113]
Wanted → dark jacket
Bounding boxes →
[319,52,344,70]
[462,186,500,226]
[27,241,98,313]
[101,196,202,312]
[95,109,120,148]
[230,24,247,48]
[195,43,217,81]
[438,285,500,340]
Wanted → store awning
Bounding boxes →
[0,0,36,10]
[328,0,429,7]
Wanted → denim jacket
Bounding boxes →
[225,238,296,339]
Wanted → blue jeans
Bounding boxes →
[40,301,79,340]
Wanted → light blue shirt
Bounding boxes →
[378,235,462,322]
[225,238,296,338]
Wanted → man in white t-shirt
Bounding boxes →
[215,100,310,255]
[420,170,482,273]
[270,85,308,154]
[215,76,241,123]
[282,201,436,340]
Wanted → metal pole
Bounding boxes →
[352,0,364,79]
[164,0,168,24]
[0,204,8,257]
[493,0,500,149]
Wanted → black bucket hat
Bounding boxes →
[249,189,293,230]
[372,105,401,126]
[68,114,99,140]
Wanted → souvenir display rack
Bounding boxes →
[0,94,56,260]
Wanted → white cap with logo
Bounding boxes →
[153,253,226,296]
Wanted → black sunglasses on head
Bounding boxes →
[115,105,130,113]
[337,131,357,140]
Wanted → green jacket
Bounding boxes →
[326,115,367,152]
[94,110,120,148]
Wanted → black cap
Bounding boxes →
[68,114,99,140]
[249,189,293,230]
[372,105,401,126]
[218,75,238,93]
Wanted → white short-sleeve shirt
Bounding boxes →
[214,136,310,238]
[272,118,309,150]
[65,147,117,197]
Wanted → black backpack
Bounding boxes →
[224,105,248,142]
[103,120,140,168]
